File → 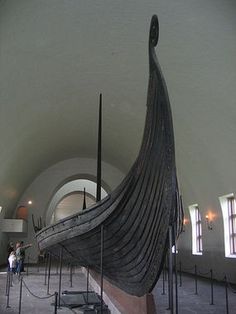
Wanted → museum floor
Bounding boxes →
[0,265,235,313]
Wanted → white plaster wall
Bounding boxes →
[0,206,9,265]
[47,179,108,224]
[177,194,236,283]
[53,192,95,223]
[9,157,124,262]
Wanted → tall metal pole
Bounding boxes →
[100,224,104,314]
[97,93,103,313]
[58,247,63,309]
[168,226,174,314]
[96,93,102,203]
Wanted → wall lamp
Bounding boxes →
[182,218,188,232]
[205,214,213,230]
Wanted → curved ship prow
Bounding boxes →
[36,15,182,297]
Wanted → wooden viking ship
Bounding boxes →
[36,15,182,297]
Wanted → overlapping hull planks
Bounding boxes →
[36,15,182,297]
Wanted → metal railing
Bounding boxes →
[161,259,236,314]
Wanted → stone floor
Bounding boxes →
[0,266,84,313]
[0,265,236,313]
[153,271,236,314]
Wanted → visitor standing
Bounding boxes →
[8,251,16,274]
[16,241,32,274]
[7,242,14,271]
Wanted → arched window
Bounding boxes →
[219,193,236,258]
[189,204,203,255]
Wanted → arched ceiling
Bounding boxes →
[0,0,236,215]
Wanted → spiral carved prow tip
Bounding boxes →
[149,15,159,47]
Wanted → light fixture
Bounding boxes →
[0,206,2,213]
[205,214,213,230]
[28,200,32,205]
[182,218,188,232]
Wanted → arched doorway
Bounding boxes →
[48,179,108,224]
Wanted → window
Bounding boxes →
[219,194,236,258]
[189,204,203,255]
[228,197,236,254]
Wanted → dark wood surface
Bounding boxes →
[36,15,182,297]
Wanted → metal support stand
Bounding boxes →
[164,260,167,281]
[47,253,52,295]
[6,271,11,308]
[162,268,165,295]
[44,253,48,285]
[26,256,29,276]
[224,276,229,314]
[100,224,104,314]
[168,226,173,314]
[210,269,214,305]
[179,262,182,287]
[56,258,59,275]
[58,247,63,309]
[5,271,9,296]
[70,264,73,288]
[18,276,23,314]
[86,266,90,303]
[10,271,13,287]
[37,257,40,273]
[174,235,178,314]
[194,265,198,295]
[54,292,58,314]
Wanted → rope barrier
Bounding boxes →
[22,278,54,299]
[226,280,236,293]
[212,269,225,279]
[198,270,211,276]
[181,266,195,272]
[178,262,231,284]
[214,275,226,283]
[168,262,236,313]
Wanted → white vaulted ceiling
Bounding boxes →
[0,0,236,219]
